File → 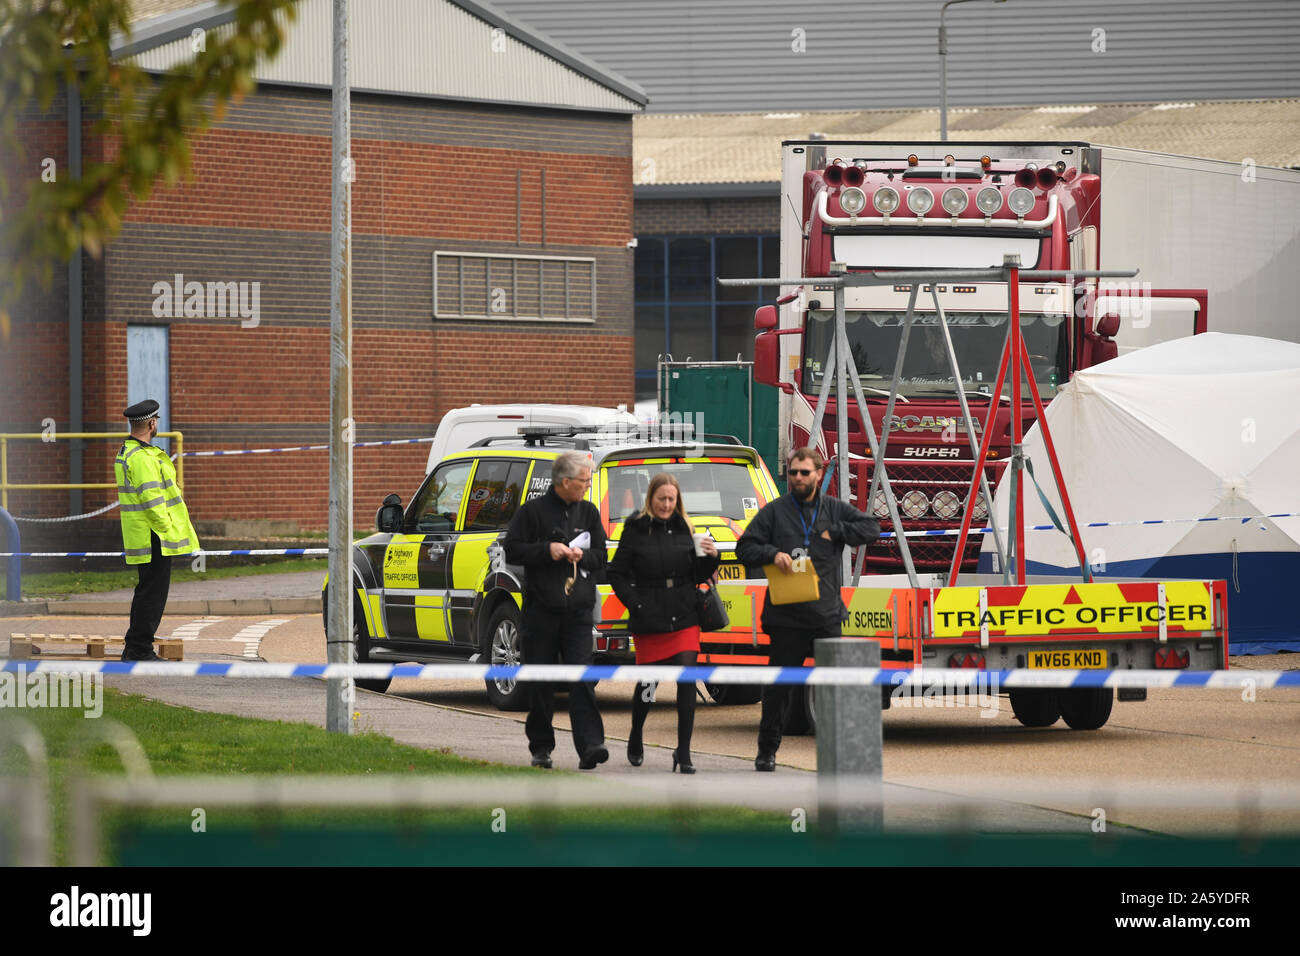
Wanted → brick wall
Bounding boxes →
[3,84,635,538]
[634,195,780,235]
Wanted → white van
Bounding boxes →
[424,404,640,473]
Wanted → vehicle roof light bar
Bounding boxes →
[817,191,1058,229]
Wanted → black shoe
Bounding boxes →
[755,752,776,772]
[671,749,695,774]
[627,735,644,767]
[578,745,609,770]
[530,752,553,769]
[121,648,163,662]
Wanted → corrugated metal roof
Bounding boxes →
[122,0,645,113]
[494,0,1300,114]
[127,0,203,20]
[634,99,1300,187]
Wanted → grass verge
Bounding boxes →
[21,557,329,597]
[0,688,783,864]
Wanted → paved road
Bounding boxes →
[4,606,1298,834]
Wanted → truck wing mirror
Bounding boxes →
[754,304,778,330]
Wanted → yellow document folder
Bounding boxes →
[763,560,820,605]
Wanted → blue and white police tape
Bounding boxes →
[184,436,434,457]
[878,511,1300,539]
[0,548,331,558]
[4,510,1300,556]
[1,660,1296,689]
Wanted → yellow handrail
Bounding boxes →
[0,432,184,511]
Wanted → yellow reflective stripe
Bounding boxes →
[751,463,780,500]
[414,593,449,642]
[451,534,493,589]
[161,537,191,549]
[356,587,380,638]
[367,592,387,639]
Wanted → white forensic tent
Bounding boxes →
[978,333,1300,653]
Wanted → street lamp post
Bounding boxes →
[939,0,1008,142]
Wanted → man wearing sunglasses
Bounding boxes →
[736,447,880,771]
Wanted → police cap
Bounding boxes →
[124,399,160,423]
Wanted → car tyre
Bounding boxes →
[352,595,392,694]
[1009,689,1060,727]
[1058,687,1114,730]
[323,589,392,694]
[483,602,530,712]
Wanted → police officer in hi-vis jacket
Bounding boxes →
[115,399,199,661]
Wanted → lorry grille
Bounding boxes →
[849,459,1008,572]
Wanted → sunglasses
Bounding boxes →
[788,468,818,477]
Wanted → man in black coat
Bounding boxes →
[503,450,609,770]
[736,447,881,770]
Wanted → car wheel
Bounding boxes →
[352,595,392,694]
[483,602,530,712]
[706,683,763,706]
[323,587,392,694]
[1009,689,1060,727]
[1058,687,1114,730]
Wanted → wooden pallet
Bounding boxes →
[6,633,184,661]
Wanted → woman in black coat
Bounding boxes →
[607,472,720,773]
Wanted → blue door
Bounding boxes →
[127,325,170,452]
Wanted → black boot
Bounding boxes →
[628,680,652,766]
[674,661,696,773]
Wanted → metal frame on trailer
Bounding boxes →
[719,258,1138,587]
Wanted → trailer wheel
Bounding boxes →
[1058,687,1114,730]
[1009,689,1060,728]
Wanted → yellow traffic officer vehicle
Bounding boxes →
[325,426,781,710]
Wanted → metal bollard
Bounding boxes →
[814,637,883,831]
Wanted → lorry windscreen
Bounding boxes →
[803,309,1068,400]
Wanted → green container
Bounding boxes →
[659,361,784,493]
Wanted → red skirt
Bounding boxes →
[633,625,701,664]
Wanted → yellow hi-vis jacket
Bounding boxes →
[114,438,200,564]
